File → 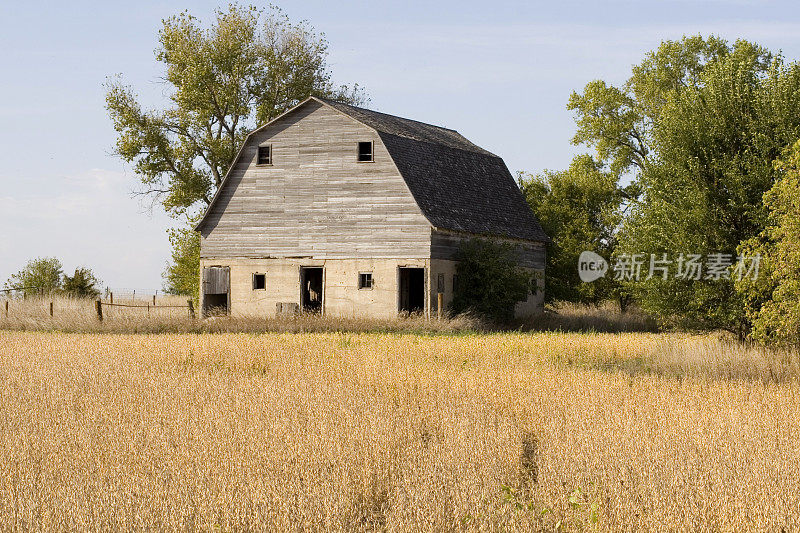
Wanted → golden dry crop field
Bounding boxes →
[1,329,799,531]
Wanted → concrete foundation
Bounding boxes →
[200,258,544,319]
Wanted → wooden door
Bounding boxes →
[202,266,230,316]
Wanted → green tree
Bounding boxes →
[106,4,367,291]
[616,41,800,335]
[569,35,800,335]
[568,35,730,178]
[738,141,800,345]
[63,267,102,298]
[519,155,626,305]
[5,257,63,296]
[163,223,200,298]
[450,240,532,323]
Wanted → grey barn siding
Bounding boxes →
[202,266,230,294]
[430,230,546,270]
[200,100,433,259]
[319,98,549,243]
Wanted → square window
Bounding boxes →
[252,273,266,290]
[257,145,272,165]
[358,272,373,289]
[357,141,373,162]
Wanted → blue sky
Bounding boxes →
[2,0,799,291]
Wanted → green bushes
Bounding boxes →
[4,257,101,298]
[450,240,533,323]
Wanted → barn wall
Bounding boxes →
[200,100,432,259]
[200,258,430,319]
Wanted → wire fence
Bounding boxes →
[97,299,196,320]
[103,302,191,309]
[1,287,195,320]
[103,288,167,301]
[1,286,50,295]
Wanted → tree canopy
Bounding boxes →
[547,35,800,336]
[739,141,800,345]
[616,40,800,334]
[106,4,367,297]
[63,267,102,299]
[4,257,64,296]
[567,35,731,178]
[519,155,624,304]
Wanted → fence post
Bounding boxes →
[49,302,54,317]
[147,304,150,317]
[437,292,443,320]
[96,300,103,321]
[110,292,113,305]
[4,300,8,317]
[188,300,195,319]
[153,294,156,306]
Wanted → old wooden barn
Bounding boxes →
[195,97,549,318]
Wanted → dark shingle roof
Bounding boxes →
[318,98,549,243]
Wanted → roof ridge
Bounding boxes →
[313,96,461,134]
[314,97,491,155]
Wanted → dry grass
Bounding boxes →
[1,329,799,531]
[525,301,658,333]
[0,296,656,335]
[0,295,480,335]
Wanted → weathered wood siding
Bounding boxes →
[430,230,546,270]
[202,266,230,294]
[200,100,432,259]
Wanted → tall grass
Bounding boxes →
[525,301,658,333]
[1,330,799,530]
[0,295,480,334]
[0,296,658,335]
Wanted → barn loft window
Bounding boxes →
[357,141,374,162]
[257,145,272,165]
[358,272,373,289]
[252,273,266,290]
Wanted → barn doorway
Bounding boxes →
[202,266,230,316]
[399,267,425,314]
[300,267,324,313]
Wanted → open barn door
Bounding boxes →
[202,266,230,316]
[399,267,425,314]
[300,267,324,313]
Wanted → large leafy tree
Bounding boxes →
[569,35,800,336]
[568,35,729,179]
[519,155,625,304]
[618,42,800,336]
[4,257,63,296]
[521,36,728,309]
[106,4,367,296]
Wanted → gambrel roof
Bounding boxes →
[197,97,549,243]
